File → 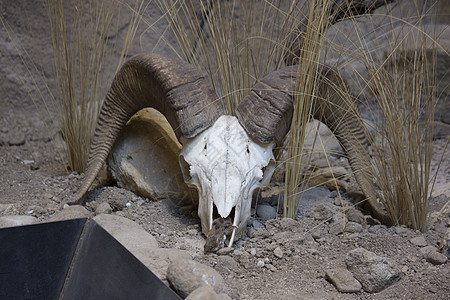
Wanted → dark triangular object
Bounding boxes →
[0,218,180,300]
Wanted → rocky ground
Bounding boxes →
[1,1,449,299]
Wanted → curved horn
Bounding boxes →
[72,54,224,204]
[235,65,392,226]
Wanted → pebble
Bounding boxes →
[217,247,234,256]
[394,226,409,235]
[346,248,401,293]
[420,245,438,255]
[410,236,428,247]
[257,260,265,268]
[256,204,276,220]
[312,204,333,221]
[344,222,363,233]
[325,268,362,293]
[424,251,448,265]
[274,247,284,259]
[0,215,37,228]
[95,202,112,215]
[250,248,257,256]
[167,258,226,298]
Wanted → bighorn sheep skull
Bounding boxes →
[72,54,390,248]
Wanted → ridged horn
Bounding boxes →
[72,54,224,204]
[235,65,392,226]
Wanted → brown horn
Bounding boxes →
[72,54,224,204]
[235,65,392,226]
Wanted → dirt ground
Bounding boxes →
[1,1,449,299]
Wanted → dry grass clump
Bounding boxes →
[346,2,448,231]
[283,0,333,219]
[47,0,145,172]
[368,30,445,231]
[155,0,302,114]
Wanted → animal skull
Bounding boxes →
[180,115,275,246]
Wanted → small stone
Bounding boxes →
[312,204,333,221]
[217,247,234,256]
[257,260,265,268]
[167,258,226,298]
[346,207,364,224]
[410,236,427,247]
[325,268,362,293]
[0,215,37,228]
[250,248,257,256]
[95,202,112,215]
[401,266,408,273]
[273,247,283,259]
[425,251,448,265]
[264,263,277,272]
[344,222,363,233]
[22,159,34,165]
[346,248,401,293]
[394,226,409,234]
[256,204,276,220]
[420,246,438,256]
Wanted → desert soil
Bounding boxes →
[1,1,449,299]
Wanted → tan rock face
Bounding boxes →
[108,108,192,201]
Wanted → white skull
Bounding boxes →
[180,115,275,246]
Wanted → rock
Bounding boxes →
[48,205,93,221]
[257,260,265,268]
[420,246,439,256]
[394,226,409,235]
[424,251,448,265]
[312,204,333,221]
[325,268,362,293]
[346,207,365,224]
[139,247,191,281]
[108,108,191,201]
[167,258,226,298]
[93,214,159,250]
[7,131,25,146]
[344,222,363,233]
[217,247,234,256]
[304,120,344,158]
[186,286,218,300]
[329,212,347,235]
[273,247,284,259]
[346,248,402,293]
[186,286,232,300]
[0,215,37,228]
[95,202,112,215]
[410,236,428,247]
[256,204,276,220]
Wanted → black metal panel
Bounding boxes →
[0,218,86,300]
[61,219,180,300]
[0,218,181,300]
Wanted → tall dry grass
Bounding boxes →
[155,0,303,114]
[334,1,448,231]
[283,0,333,219]
[47,0,145,172]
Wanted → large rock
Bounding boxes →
[346,248,401,293]
[167,258,226,298]
[0,215,37,228]
[48,205,93,221]
[93,214,159,250]
[108,108,192,201]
